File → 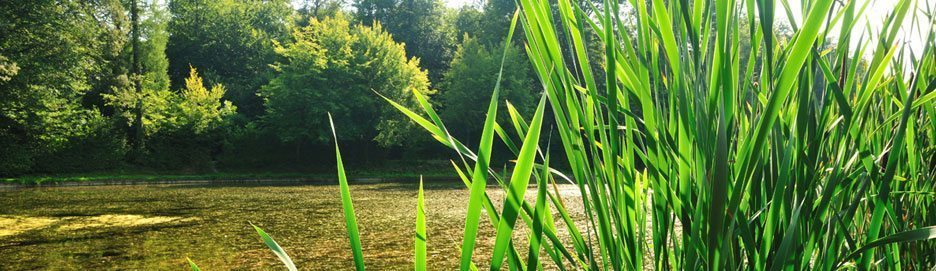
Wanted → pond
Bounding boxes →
[0,180,584,270]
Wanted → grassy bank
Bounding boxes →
[2,162,456,185]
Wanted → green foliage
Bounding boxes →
[0,0,124,175]
[176,68,237,134]
[478,0,518,45]
[0,0,548,176]
[108,67,234,137]
[106,1,173,135]
[448,0,520,46]
[293,0,346,26]
[83,0,132,114]
[449,7,484,44]
[440,35,534,139]
[139,2,171,96]
[0,55,18,82]
[353,0,453,82]
[31,115,127,173]
[105,66,234,170]
[166,0,291,118]
[261,14,432,147]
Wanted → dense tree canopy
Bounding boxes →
[261,14,432,147]
[0,0,124,174]
[0,0,540,175]
[106,66,234,136]
[294,0,346,25]
[166,0,291,118]
[450,6,484,44]
[353,0,453,82]
[106,1,172,135]
[440,35,535,139]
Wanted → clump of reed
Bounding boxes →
[194,0,935,269]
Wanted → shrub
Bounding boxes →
[32,115,127,173]
[106,67,235,171]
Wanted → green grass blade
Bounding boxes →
[734,0,835,208]
[187,258,202,271]
[415,177,427,271]
[525,153,551,270]
[842,226,936,265]
[329,113,366,271]
[490,94,547,270]
[375,91,447,144]
[767,201,804,271]
[859,45,924,270]
[459,64,500,271]
[458,9,521,271]
[250,223,298,271]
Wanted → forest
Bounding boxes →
[0,0,542,176]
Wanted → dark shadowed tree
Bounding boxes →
[166,0,291,119]
[439,35,535,140]
[477,0,516,45]
[450,6,484,44]
[294,0,346,26]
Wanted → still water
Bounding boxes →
[0,180,583,270]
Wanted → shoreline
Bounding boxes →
[0,173,457,188]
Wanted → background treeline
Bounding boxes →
[0,0,798,176]
[0,0,551,176]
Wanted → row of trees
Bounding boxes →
[0,0,539,175]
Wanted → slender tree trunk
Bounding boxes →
[130,0,144,160]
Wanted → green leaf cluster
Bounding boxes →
[166,0,292,118]
[261,14,433,146]
[0,0,128,174]
[440,35,535,140]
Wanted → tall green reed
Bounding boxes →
[193,0,935,269]
[378,0,935,269]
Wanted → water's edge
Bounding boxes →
[0,176,457,189]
